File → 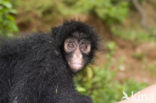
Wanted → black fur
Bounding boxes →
[0,21,98,103]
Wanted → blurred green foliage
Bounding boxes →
[14,0,129,24]
[74,42,147,103]
[0,0,18,36]
[75,63,147,103]
[132,52,145,60]
[106,41,118,56]
[143,60,156,76]
[71,0,129,24]
[14,0,156,43]
[74,65,147,103]
[13,0,63,19]
[111,26,156,42]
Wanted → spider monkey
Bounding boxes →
[0,21,98,103]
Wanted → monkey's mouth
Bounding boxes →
[68,62,83,72]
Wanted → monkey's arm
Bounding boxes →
[0,34,49,103]
[0,37,28,103]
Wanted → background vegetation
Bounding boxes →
[0,0,156,102]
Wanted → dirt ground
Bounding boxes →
[95,38,156,85]
[85,10,156,85]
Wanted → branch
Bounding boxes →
[131,0,149,29]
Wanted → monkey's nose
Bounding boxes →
[73,48,83,59]
[74,54,82,59]
[73,52,82,60]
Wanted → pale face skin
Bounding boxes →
[64,38,91,72]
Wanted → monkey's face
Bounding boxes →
[64,37,91,72]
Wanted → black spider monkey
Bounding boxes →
[0,21,98,103]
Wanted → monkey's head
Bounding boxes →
[52,21,98,73]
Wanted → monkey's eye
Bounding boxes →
[80,43,87,51]
[64,38,77,53]
[80,40,91,54]
[67,42,75,49]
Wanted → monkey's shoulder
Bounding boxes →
[0,33,56,58]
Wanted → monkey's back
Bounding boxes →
[0,33,73,103]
